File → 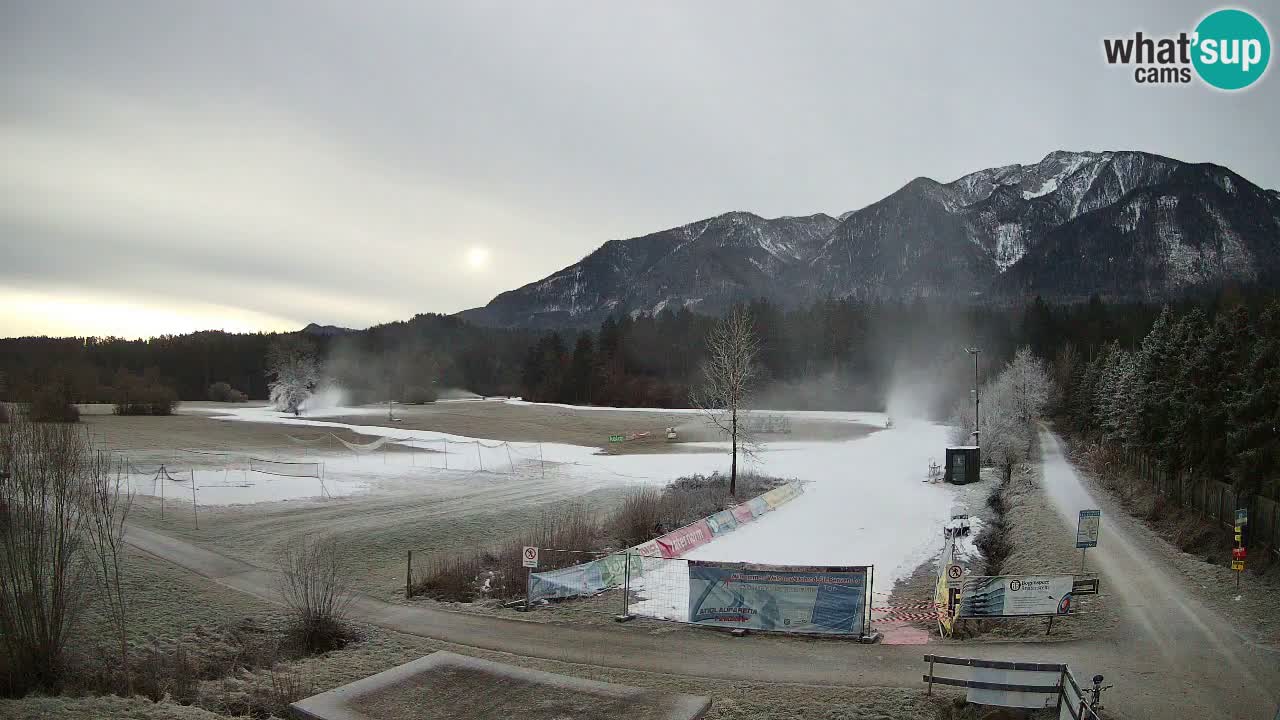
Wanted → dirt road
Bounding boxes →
[126,511,1274,720]
[1038,427,1280,718]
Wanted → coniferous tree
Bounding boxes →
[1227,301,1280,495]
[564,333,596,404]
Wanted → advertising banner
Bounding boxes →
[529,559,607,602]
[706,509,738,535]
[958,575,1075,618]
[730,502,756,524]
[688,561,868,635]
[631,539,662,558]
[761,483,801,509]
[655,519,714,558]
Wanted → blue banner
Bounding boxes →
[528,553,630,602]
[687,561,868,635]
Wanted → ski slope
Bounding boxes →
[629,418,962,620]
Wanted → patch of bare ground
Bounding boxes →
[1063,437,1280,648]
[47,546,1040,720]
[279,400,876,452]
[126,472,633,603]
[199,619,1041,720]
[957,440,1118,643]
[0,695,236,720]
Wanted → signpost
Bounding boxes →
[1233,509,1247,589]
[1076,509,1101,572]
[522,546,539,612]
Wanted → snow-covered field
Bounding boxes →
[628,418,966,621]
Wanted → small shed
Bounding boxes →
[945,446,981,485]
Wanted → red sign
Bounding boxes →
[654,519,714,558]
[1232,548,1246,560]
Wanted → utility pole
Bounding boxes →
[965,347,982,448]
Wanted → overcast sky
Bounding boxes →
[2,1,1277,338]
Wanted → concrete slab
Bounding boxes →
[289,651,711,720]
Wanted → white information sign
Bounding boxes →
[1076,509,1101,549]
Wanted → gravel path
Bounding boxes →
[1037,426,1280,718]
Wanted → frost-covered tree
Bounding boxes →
[267,335,319,416]
[692,305,761,497]
[949,345,1054,482]
[1005,347,1052,427]
[982,374,1029,482]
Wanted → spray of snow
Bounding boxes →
[299,384,348,413]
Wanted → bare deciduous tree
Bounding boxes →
[691,306,761,497]
[277,536,354,652]
[84,450,134,694]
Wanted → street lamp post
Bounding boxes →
[965,347,981,448]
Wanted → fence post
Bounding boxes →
[523,561,532,612]
[866,565,875,637]
[616,552,635,623]
[191,468,199,529]
[406,550,412,599]
[1056,668,1066,712]
[927,656,935,695]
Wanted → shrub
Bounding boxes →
[114,384,179,416]
[614,487,663,547]
[207,381,248,403]
[277,537,354,653]
[413,505,601,601]
[0,418,93,696]
[29,385,79,423]
[401,385,437,404]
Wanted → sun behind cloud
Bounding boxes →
[466,246,490,270]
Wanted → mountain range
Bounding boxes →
[460,151,1280,328]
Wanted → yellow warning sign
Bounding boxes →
[1231,560,1245,571]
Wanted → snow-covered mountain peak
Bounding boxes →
[461,150,1279,327]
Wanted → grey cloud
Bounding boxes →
[2,0,1277,336]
